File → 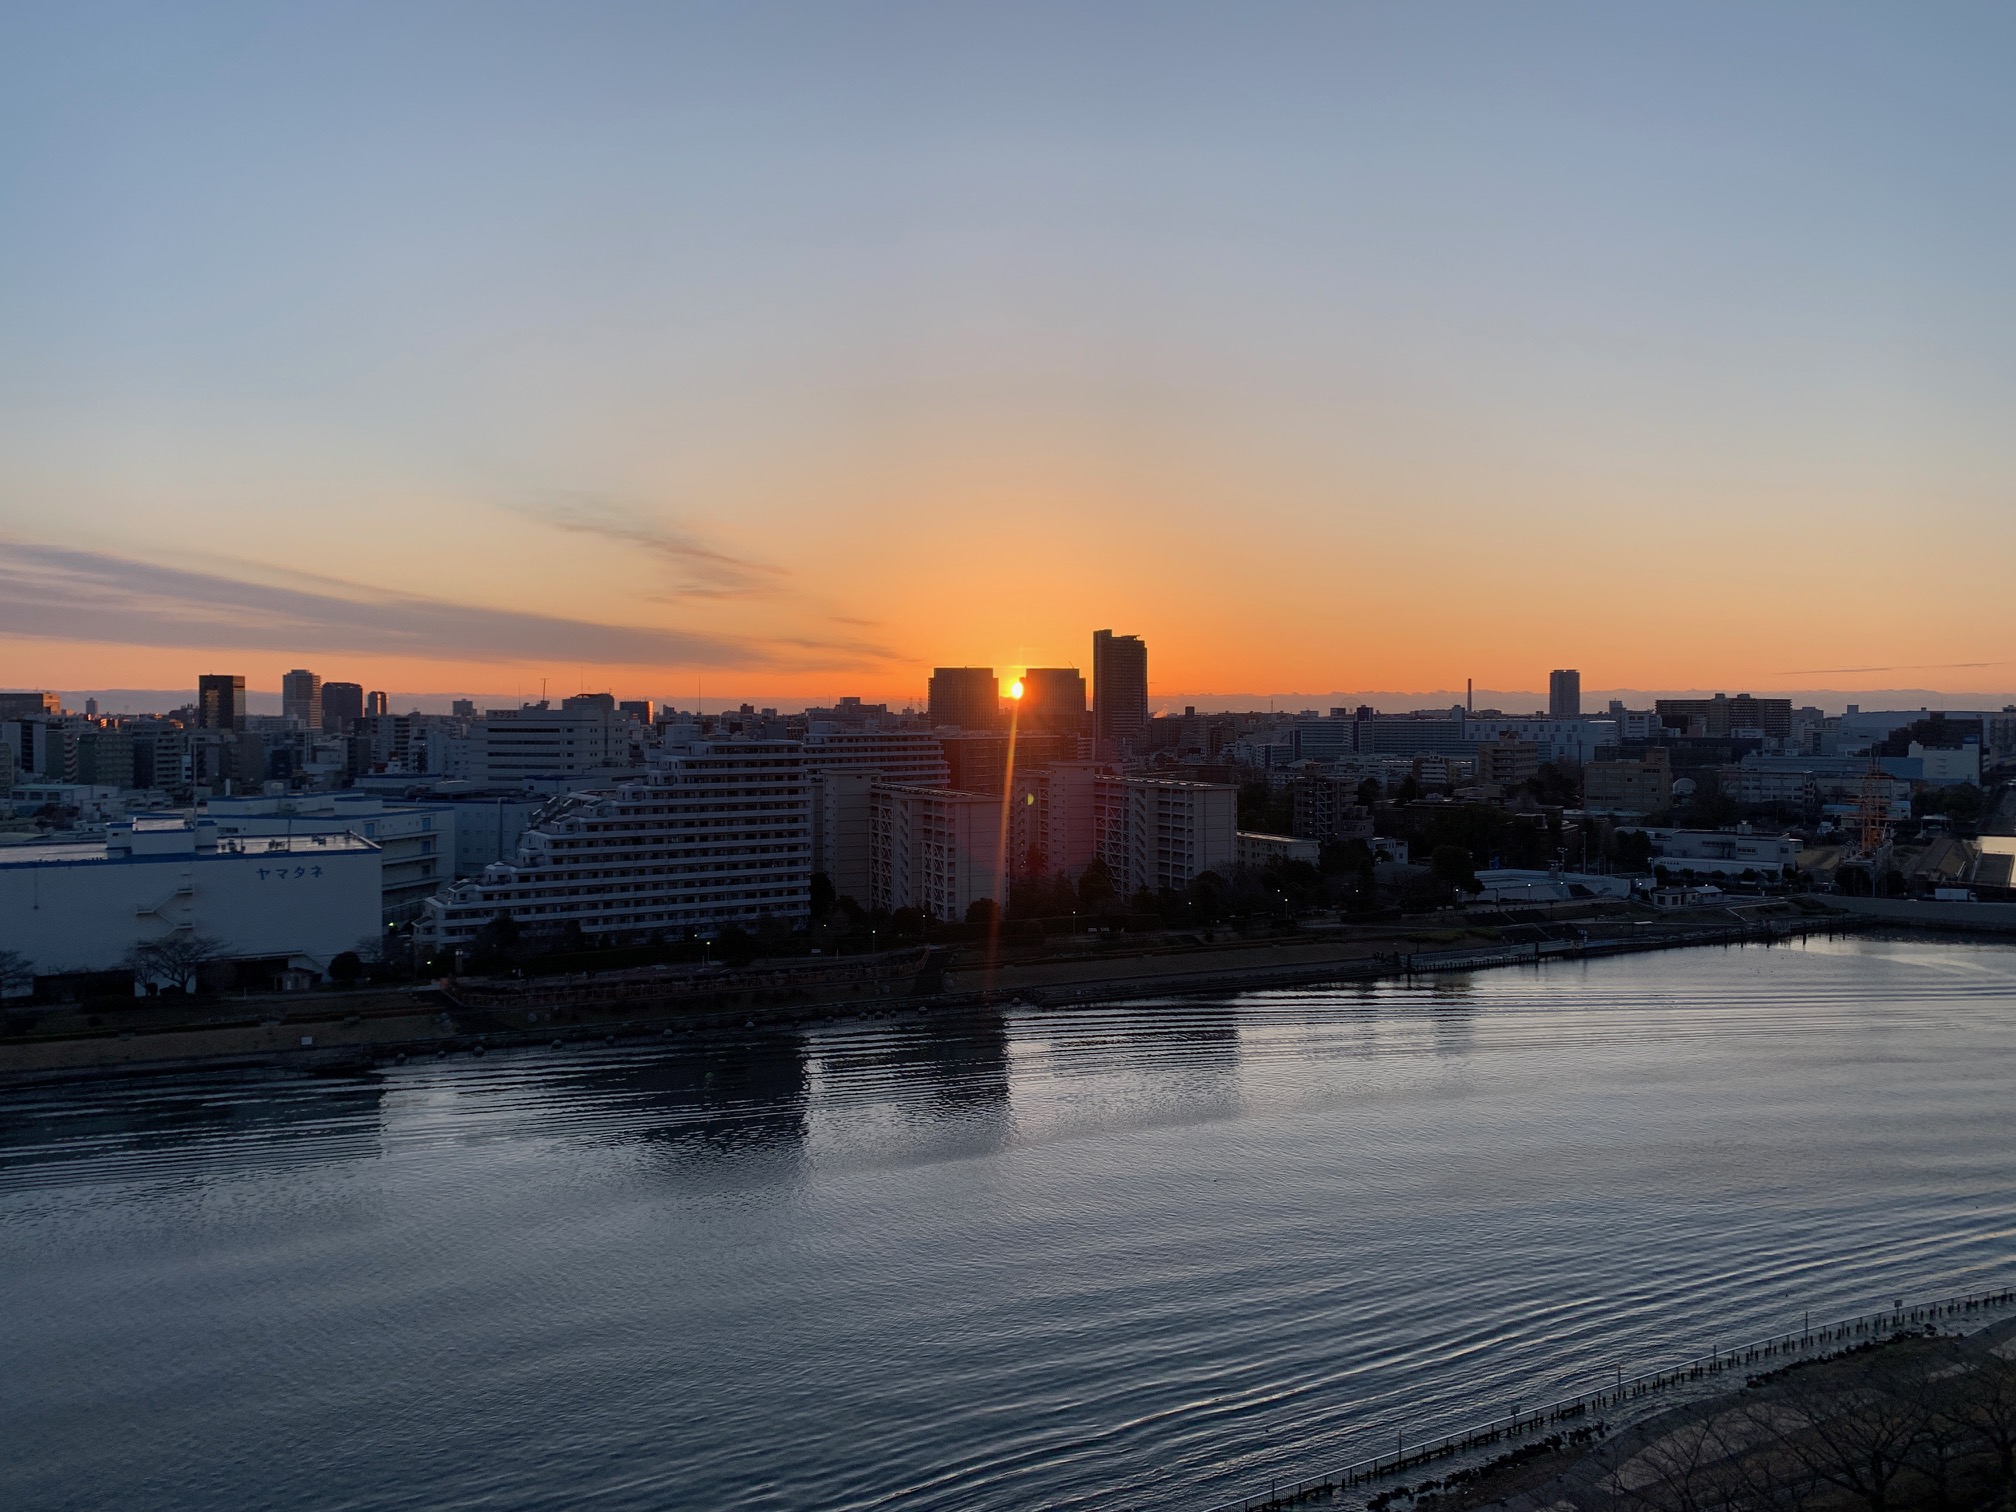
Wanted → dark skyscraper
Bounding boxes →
[1017,668,1086,738]
[1092,629,1148,750]
[928,667,1000,730]
[322,681,364,733]
[366,690,389,718]
[1549,669,1581,719]
[281,668,322,730]
[197,673,245,730]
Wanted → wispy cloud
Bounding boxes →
[1774,661,2008,675]
[0,541,789,669]
[516,493,784,599]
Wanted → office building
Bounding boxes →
[1017,668,1087,738]
[1092,630,1149,751]
[366,690,390,718]
[868,783,1001,921]
[1549,669,1581,719]
[1093,776,1238,896]
[0,691,61,719]
[1582,748,1673,817]
[471,697,634,781]
[0,819,380,984]
[321,682,365,733]
[420,741,812,948]
[281,669,323,730]
[928,667,1000,731]
[198,674,246,731]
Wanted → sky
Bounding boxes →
[4,2,2015,709]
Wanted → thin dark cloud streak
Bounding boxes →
[1774,660,2006,675]
[0,541,832,669]
[517,493,784,598]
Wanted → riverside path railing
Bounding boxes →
[1199,1284,2016,1512]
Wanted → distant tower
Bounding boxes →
[1092,629,1148,751]
[365,690,389,718]
[1549,669,1581,719]
[281,668,323,730]
[928,668,1000,730]
[197,674,246,730]
[1018,668,1088,737]
[322,682,364,734]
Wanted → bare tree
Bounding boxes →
[123,933,228,994]
[0,948,33,998]
[1928,1346,2016,1505]
[1748,1358,1935,1512]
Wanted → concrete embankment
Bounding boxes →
[0,914,1854,1086]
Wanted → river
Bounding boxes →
[3,936,2012,1510]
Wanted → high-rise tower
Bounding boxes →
[1092,630,1148,751]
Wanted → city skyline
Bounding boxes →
[6,5,2016,701]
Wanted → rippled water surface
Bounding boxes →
[4,937,2014,1511]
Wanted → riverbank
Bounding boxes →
[0,907,1873,1085]
[1207,1291,2016,1512]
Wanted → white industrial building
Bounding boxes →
[200,791,454,921]
[0,818,380,985]
[419,740,811,948]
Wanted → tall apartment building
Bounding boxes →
[198,674,246,731]
[1025,761,1103,877]
[1290,774,1374,844]
[1017,668,1087,738]
[928,667,1000,731]
[420,740,812,948]
[1655,694,1793,740]
[1549,669,1581,719]
[1476,735,1542,793]
[810,770,878,903]
[1093,776,1238,896]
[868,783,1000,921]
[322,682,365,733]
[1092,630,1148,751]
[281,669,323,730]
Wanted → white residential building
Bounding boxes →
[1094,777,1239,896]
[0,819,380,982]
[868,783,1000,921]
[419,741,811,948]
[800,727,949,786]
[1236,831,1320,869]
[811,769,878,904]
[1463,717,1619,765]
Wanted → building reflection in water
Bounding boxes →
[0,1067,389,1188]
[529,1032,812,1164]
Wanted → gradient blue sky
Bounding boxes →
[4,2,2013,705]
